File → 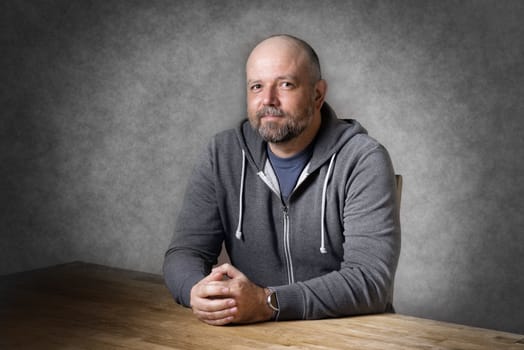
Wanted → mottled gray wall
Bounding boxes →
[2,0,523,334]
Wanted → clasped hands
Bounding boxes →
[189,263,274,326]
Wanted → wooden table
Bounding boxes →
[1,262,523,349]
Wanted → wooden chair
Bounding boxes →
[395,174,403,210]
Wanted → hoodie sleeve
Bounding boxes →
[162,140,224,307]
[273,144,401,320]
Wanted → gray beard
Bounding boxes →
[252,106,313,143]
[257,121,305,143]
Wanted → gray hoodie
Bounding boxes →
[163,103,401,321]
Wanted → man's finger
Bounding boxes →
[201,315,235,326]
[193,303,238,326]
[201,271,227,283]
[193,296,236,312]
[194,281,230,299]
[212,263,244,279]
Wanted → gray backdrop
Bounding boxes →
[2,0,523,334]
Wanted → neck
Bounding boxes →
[268,113,321,158]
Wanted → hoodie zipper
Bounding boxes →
[257,169,296,285]
[282,204,295,284]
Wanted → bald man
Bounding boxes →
[163,34,400,325]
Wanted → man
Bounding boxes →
[163,34,400,326]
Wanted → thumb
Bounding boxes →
[212,263,244,280]
[201,269,228,283]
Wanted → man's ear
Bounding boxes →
[314,79,328,109]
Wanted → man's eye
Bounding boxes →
[281,82,294,88]
[250,84,262,91]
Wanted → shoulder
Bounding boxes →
[338,132,390,161]
[210,119,252,148]
[211,127,237,144]
[200,126,245,166]
[204,127,241,155]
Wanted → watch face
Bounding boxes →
[269,292,279,310]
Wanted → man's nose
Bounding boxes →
[262,86,279,106]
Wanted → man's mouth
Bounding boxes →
[256,107,285,119]
[261,113,282,118]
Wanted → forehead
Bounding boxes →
[246,39,309,80]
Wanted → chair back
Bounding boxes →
[395,174,403,210]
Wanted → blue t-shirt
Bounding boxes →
[267,143,314,201]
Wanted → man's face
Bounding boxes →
[246,41,317,144]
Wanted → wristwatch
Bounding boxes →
[266,288,279,319]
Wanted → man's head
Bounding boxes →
[246,35,327,151]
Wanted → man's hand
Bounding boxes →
[190,269,237,326]
[190,263,274,326]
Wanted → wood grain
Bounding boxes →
[1,262,522,349]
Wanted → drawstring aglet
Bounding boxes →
[235,230,243,240]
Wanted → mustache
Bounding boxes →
[256,106,285,118]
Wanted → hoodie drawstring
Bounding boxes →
[320,153,337,254]
[235,149,246,240]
